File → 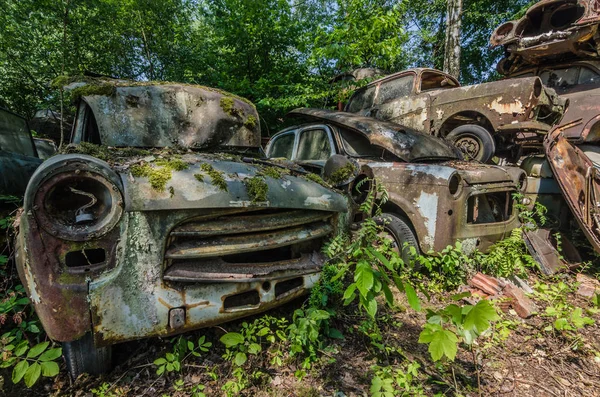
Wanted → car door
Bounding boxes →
[371,72,430,132]
[0,109,43,195]
[266,125,337,174]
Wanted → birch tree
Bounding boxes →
[443,0,462,79]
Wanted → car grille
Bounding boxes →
[163,209,334,283]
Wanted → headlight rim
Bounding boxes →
[32,161,124,242]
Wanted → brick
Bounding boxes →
[468,272,505,296]
[576,274,600,298]
[504,285,538,318]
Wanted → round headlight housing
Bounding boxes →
[32,160,123,241]
[448,173,463,198]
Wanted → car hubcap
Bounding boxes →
[454,136,481,159]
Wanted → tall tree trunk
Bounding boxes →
[443,0,462,79]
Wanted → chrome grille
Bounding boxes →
[163,209,334,282]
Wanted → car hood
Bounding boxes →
[288,108,461,162]
[545,126,600,254]
[114,154,348,212]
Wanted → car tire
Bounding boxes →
[446,124,496,163]
[376,213,419,266]
[63,333,112,379]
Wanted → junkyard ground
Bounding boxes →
[2,265,599,397]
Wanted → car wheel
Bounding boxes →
[446,124,496,163]
[63,333,112,379]
[376,213,419,266]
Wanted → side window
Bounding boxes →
[296,129,332,161]
[420,72,458,91]
[579,67,600,86]
[375,75,414,105]
[268,133,295,159]
[539,67,579,89]
[467,192,513,224]
[346,86,376,113]
[0,110,36,157]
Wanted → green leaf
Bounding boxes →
[248,343,261,354]
[26,341,49,358]
[39,348,62,362]
[355,262,374,298]
[426,329,458,361]
[40,361,59,377]
[257,327,270,337]
[187,341,194,351]
[404,282,421,312]
[328,328,344,339]
[12,360,29,384]
[463,300,499,333]
[154,358,167,365]
[220,332,244,347]
[234,352,247,366]
[366,297,378,318]
[14,341,28,357]
[24,362,41,387]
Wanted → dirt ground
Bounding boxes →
[2,267,599,397]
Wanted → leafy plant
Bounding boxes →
[7,341,62,387]
[153,334,212,375]
[479,228,538,278]
[419,298,499,362]
[535,282,595,337]
[370,363,424,397]
[417,241,475,290]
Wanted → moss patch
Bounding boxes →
[130,164,172,192]
[327,163,356,185]
[194,173,204,182]
[200,163,228,191]
[259,166,287,179]
[244,115,257,129]
[220,96,242,117]
[130,158,189,192]
[245,176,268,203]
[64,142,112,161]
[304,172,330,187]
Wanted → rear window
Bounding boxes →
[346,86,376,113]
[375,75,414,105]
[0,110,36,157]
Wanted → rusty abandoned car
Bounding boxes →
[491,0,600,256]
[267,108,525,262]
[14,80,349,377]
[342,68,567,163]
[0,108,43,196]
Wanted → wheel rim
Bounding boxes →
[453,135,482,159]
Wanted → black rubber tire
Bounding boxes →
[377,213,419,266]
[63,333,112,379]
[446,124,496,163]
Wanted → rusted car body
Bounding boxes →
[492,2,600,255]
[0,108,43,196]
[343,68,566,162]
[491,0,600,76]
[15,80,348,376]
[267,108,524,257]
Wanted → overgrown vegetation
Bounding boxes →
[199,163,228,191]
[130,158,189,192]
[244,176,268,203]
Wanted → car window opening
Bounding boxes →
[467,192,513,224]
[420,72,458,92]
[296,129,331,161]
